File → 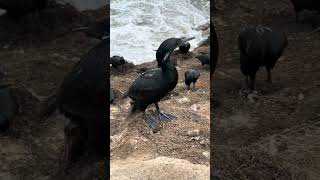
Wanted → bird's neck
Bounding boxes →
[161,59,176,72]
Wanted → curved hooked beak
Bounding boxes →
[177,37,195,48]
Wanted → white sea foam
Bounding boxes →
[111,0,209,65]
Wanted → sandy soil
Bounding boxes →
[0,2,106,179]
[110,46,210,178]
[212,0,320,179]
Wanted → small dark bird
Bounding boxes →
[238,25,288,92]
[110,55,127,69]
[185,69,200,90]
[0,0,48,19]
[0,84,18,133]
[290,0,320,21]
[39,39,108,169]
[127,37,194,129]
[179,42,190,54]
[196,52,210,66]
[211,21,219,77]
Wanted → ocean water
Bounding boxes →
[110,0,210,65]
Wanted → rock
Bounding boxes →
[111,156,209,180]
[200,139,209,145]
[247,93,258,103]
[187,129,200,137]
[177,97,190,104]
[298,93,304,101]
[190,136,200,141]
[190,104,198,111]
[202,151,210,159]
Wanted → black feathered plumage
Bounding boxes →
[179,42,190,54]
[196,53,210,66]
[40,39,107,165]
[128,37,194,128]
[156,37,195,67]
[238,25,288,92]
[110,55,126,68]
[185,69,200,90]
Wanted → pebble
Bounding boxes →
[178,97,190,104]
[298,93,304,100]
[190,137,200,141]
[247,93,258,103]
[187,129,200,137]
[202,151,210,159]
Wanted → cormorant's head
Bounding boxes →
[179,42,191,52]
[120,57,126,64]
[156,37,195,67]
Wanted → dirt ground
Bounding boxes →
[110,46,210,176]
[0,2,106,179]
[212,0,320,179]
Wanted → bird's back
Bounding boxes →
[196,54,210,65]
[239,26,287,69]
[58,39,108,119]
[185,70,200,84]
[239,27,268,62]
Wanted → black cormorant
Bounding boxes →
[185,69,200,90]
[39,38,108,169]
[127,37,194,129]
[238,25,288,92]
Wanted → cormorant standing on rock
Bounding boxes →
[39,38,108,170]
[238,25,288,93]
[179,42,190,54]
[0,0,48,19]
[0,84,18,133]
[185,69,200,90]
[127,37,194,129]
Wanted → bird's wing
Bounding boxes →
[128,68,164,99]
